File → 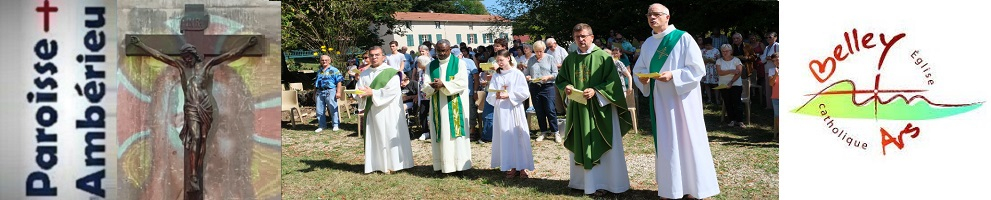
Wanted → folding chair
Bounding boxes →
[289,82,304,91]
[625,75,638,134]
[282,90,302,129]
[742,78,753,125]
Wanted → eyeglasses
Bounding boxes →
[646,12,667,17]
[574,34,593,40]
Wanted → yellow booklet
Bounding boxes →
[567,87,587,105]
[343,89,365,95]
[529,76,544,83]
[712,84,730,90]
[480,63,495,71]
[487,88,506,93]
[636,73,662,78]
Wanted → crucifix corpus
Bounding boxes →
[124,4,264,200]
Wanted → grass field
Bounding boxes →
[281,102,778,199]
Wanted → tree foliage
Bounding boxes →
[411,0,489,15]
[282,0,491,57]
[494,0,778,47]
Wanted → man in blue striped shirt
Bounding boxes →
[315,54,344,132]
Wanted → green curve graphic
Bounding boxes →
[792,81,983,120]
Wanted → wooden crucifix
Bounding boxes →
[124,4,264,200]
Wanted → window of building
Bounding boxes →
[483,33,493,44]
[435,21,441,29]
[406,34,414,47]
[419,34,432,45]
[467,34,477,44]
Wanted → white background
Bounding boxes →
[0,0,117,198]
[781,0,991,199]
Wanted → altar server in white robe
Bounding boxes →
[487,49,535,178]
[632,3,721,199]
[357,46,414,174]
[422,40,473,173]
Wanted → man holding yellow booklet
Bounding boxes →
[631,4,720,199]
[556,23,634,195]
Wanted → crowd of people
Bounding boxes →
[306,3,779,199]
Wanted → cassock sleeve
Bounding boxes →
[371,75,402,108]
[670,34,706,96]
[357,73,371,109]
[507,71,531,106]
[632,44,652,97]
[484,75,499,105]
[438,61,469,96]
[421,62,437,97]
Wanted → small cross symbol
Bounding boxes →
[656,47,668,60]
[36,0,58,32]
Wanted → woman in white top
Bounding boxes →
[701,39,721,104]
[414,45,434,140]
[715,44,745,127]
[517,44,533,71]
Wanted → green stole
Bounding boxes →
[363,67,400,117]
[648,29,686,151]
[556,46,633,169]
[428,55,467,142]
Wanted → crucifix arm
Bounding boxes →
[206,36,258,72]
[130,36,183,70]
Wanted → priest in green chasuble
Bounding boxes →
[556,23,634,195]
[422,39,473,173]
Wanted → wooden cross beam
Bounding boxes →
[124,4,265,57]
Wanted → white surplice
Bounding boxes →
[421,55,473,173]
[486,68,534,171]
[358,64,414,174]
[567,46,630,195]
[632,25,721,199]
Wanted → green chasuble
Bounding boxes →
[428,55,468,142]
[555,46,634,169]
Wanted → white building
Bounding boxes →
[379,12,512,50]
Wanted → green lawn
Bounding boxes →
[281,102,778,199]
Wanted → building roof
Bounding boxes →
[394,12,509,23]
[513,35,531,43]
